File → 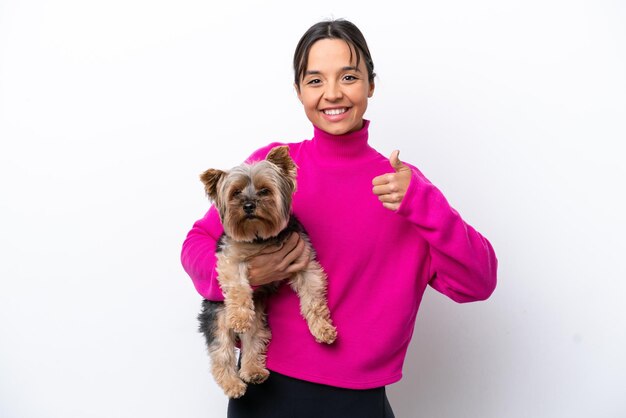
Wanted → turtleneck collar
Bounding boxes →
[310,119,375,164]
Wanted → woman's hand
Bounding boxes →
[246,232,311,286]
[372,150,412,211]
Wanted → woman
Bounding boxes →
[182,19,497,418]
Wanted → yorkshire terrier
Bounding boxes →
[197,145,337,398]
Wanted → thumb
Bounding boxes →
[389,150,406,172]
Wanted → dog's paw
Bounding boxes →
[229,319,252,334]
[313,322,337,344]
[223,379,248,399]
[239,367,270,384]
[227,308,255,333]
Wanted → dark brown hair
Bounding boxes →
[293,19,376,91]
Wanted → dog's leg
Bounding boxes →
[238,297,271,384]
[220,261,256,334]
[207,307,248,398]
[289,261,337,344]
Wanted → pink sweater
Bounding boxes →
[181,120,497,389]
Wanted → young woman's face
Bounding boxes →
[296,39,375,135]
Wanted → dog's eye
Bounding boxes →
[257,188,271,197]
[232,190,242,198]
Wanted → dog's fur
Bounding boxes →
[197,146,337,398]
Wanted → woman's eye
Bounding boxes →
[343,75,358,81]
[306,78,321,85]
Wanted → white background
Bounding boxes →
[1,1,625,417]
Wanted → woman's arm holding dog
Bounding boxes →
[181,206,225,301]
[181,207,309,297]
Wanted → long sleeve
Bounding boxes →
[397,167,498,303]
[180,205,225,301]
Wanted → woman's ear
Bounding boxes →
[368,81,375,98]
[294,83,303,103]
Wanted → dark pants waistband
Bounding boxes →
[227,371,395,418]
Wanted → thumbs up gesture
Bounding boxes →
[372,150,412,211]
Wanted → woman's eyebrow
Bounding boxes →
[304,66,361,75]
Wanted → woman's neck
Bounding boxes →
[310,119,374,164]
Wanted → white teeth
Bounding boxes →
[323,108,347,115]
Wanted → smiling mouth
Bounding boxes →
[322,107,349,115]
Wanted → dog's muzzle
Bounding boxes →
[243,201,256,215]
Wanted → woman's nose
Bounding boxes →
[323,82,342,101]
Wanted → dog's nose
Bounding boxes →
[243,202,256,214]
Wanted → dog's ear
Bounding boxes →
[266,146,297,180]
[199,168,226,202]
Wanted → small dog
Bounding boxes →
[197,145,337,398]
